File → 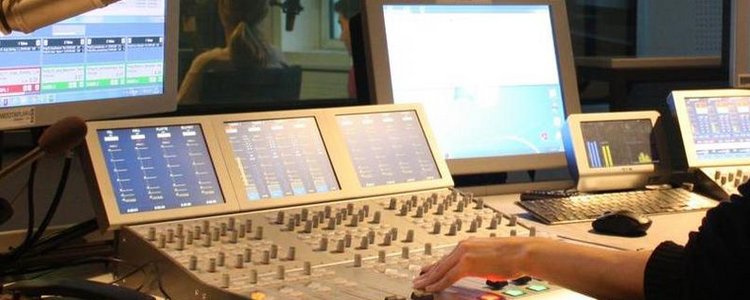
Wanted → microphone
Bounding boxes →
[270,0,303,32]
[0,116,88,182]
[1,0,121,35]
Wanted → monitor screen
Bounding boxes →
[337,110,441,187]
[682,96,750,163]
[223,118,340,200]
[96,124,224,214]
[581,120,659,169]
[364,0,580,174]
[0,0,177,129]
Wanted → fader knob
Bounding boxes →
[327,218,336,230]
[510,229,517,237]
[276,266,285,280]
[354,254,362,267]
[208,258,216,273]
[447,224,457,236]
[304,261,312,276]
[508,215,518,227]
[378,250,386,263]
[456,202,464,212]
[147,227,156,241]
[244,248,252,263]
[404,229,414,243]
[287,246,296,261]
[202,221,210,234]
[475,216,483,228]
[344,234,352,248]
[382,233,392,246]
[363,204,370,217]
[189,255,198,271]
[230,230,238,244]
[228,217,236,231]
[390,228,399,240]
[221,273,230,288]
[468,220,478,233]
[202,234,211,247]
[400,204,409,216]
[218,252,226,267]
[303,220,312,233]
[176,237,185,251]
[235,254,244,269]
[186,231,194,245]
[245,220,253,232]
[348,215,359,227]
[368,231,376,244]
[324,206,332,218]
[250,270,258,284]
[335,239,346,253]
[220,223,227,236]
[212,227,220,241]
[474,198,484,209]
[435,204,444,215]
[424,243,432,256]
[371,211,382,224]
[319,238,329,252]
[301,208,309,221]
[176,224,184,237]
[262,251,270,265]
[158,234,166,249]
[255,226,264,240]
[529,226,537,237]
[414,207,424,218]
[347,203,354,215]
[486,280,509,290]
[388,198,398,210]
[270,244,278,259]
[276,211,285,225]
[401,247,410,259]
[359,236,369,250]
[432,221,441,234]
[167,229,174,243]
[286,219,295,231]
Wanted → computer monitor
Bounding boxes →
[362,0,581,175]
[669,89,750,167]
[0,0,178,130]
[731,0,750,87]
[82,116,238,228]
[564,111,669,192]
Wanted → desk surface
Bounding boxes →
[484,193,709,251]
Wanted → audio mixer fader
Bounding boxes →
[82,105,591,299]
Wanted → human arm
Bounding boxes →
[412,237,651,300]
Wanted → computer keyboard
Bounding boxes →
[517,188,718,224]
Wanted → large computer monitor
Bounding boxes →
[731,0,750,87]
[0,0,178,130]
[363,0,581,175]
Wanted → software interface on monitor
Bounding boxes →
[0,0,166,107]
[337,111,440,187]
[683,96,750,162]
[581,120,658,168]
[97,125,224,214]
[382,4,565,159]
[224,118,340,200]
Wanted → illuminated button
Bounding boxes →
[249,291,266,300]
[478,294,502,300]
[527,284,549,292]
[502,289,525,297]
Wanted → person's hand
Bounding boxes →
[412,237,535,292]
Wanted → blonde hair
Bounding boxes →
[220,0,273,68]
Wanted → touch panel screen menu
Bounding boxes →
[97,125,224,214]
[337,111,441,187]
[684,97,750,162]
[224,118,339,200]
[581,119,658,168]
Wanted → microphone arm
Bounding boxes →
[0,0,121,35]
[270,0,303,32]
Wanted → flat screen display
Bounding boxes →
[0,0,166,107]
[581,119,659,168]
[224,118,340,200]
[683,96,750,162]
[381,4,565,160]
[97,124,224,214]
[337,111,440,187]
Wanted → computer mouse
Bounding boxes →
[592,210,652,237]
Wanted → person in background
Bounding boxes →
[178,0,286,104]
[413,183,750,299]
[334,0,361,99]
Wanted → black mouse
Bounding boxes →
[592,210,652,237]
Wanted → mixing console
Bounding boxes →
[116,189,584,299]
[695,166,750,200]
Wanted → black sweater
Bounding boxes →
[644,183,750,299]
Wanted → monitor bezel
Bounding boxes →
[669,89,750,168]
[566,111,662,177]
[0,0,179,130]
[362,0,581,175]
[82,116,240,229]
[731,0,750,87]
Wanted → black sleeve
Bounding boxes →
[644,182,750,300]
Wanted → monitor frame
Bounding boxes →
[0,0,179,130]
[82,103,454,229]
[362,0,581,175]
[731,0,750,87]
[564,111,668,192]
[668,89,750,168]
[81,115,240,229]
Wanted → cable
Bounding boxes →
[153,263,171,300]
[24,155,72,255]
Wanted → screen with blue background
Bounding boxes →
[97,124,224,214]
[382,4,565,159]
[0,0,165,107]
[685,96,750,162]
